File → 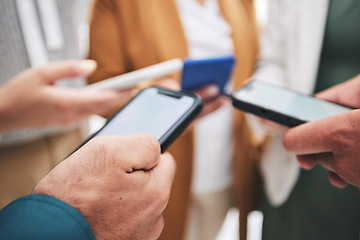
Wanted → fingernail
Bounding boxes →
[78,60,97,74]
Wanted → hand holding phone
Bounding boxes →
[232,80,352,127]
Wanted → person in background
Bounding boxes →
[0,61,177,240]
[88,1,259,239]
[251,0,360,239]
[0,0,106,208]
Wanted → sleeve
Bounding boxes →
[247,0,290,139]
[252,0,289,86]
[0,194,96,240]
[87,0,129,84]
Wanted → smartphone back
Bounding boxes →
[181,56,235,93]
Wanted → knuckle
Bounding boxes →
[152,216,165,239]
[143,133,161,158]
[328,127,349,153]
[152,187,171,212]
[88,137,109,159]
[53,100,72,113]
[32,67,47,81]
[90,136,107,150]
[67,63,80,75]
[282,132,294,151]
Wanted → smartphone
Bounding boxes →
[82,86,202,153]
[232,80,352,127]
[86,58,184,90]
[181,56,235,93]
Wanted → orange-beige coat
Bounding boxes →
[88,1,260,239]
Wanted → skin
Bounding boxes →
[33,133,176,240]
[283,75,360,189]
[0,62,178,239]
[196,0,205,5]
[0,59,223,239]
[194,84,230,117]
[0,60,131,132]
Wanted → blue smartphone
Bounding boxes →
[181,56,236,93]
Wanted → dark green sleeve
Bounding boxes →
[0,194,96,240]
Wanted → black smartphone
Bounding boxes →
[83,86,202,153]
[232,80,352,127]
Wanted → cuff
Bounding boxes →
[0,194,95,240]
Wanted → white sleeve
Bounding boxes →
[250,0,301,206]
[252,0,290,86]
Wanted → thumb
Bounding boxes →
[31,60,97,85]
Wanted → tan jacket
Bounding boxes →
[88,1,260,239]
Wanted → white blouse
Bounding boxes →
[176,0,235,194]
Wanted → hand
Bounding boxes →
[153,82,228,118]
[33,133,176,240]
[193,84,230,119]
[283,75,360,189]
[154,78,181,91]
[0,60,132,132]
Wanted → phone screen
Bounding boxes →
[234,81,351,122]
[94,88,195,140]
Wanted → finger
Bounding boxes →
[91,133,161,173]
[30,60,97,85]
[283,115,344,154]
[151,152,176,194]
[328,171,348,189]
[296,154,317,170]
[45,87,132,115]
[297,153,336,172]
[311,152,336,172]
[193,85,220,103]
[198,96,228,118]
[155,78,181,91]
[315,75,360,108]
[122,133,161,172]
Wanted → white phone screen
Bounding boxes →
[94,88,195,140]
[234,81,351,122]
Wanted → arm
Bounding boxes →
[0,60,131,132]
[0,133,176,240]
[0,195,95,240]
[283,75,360,189]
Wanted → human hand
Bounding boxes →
[33,133,176,240]
[283,75,360,189]
[0,60,131,132]
[153,78,181,91]
[192,84,230,119]
[153,82,227,118]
